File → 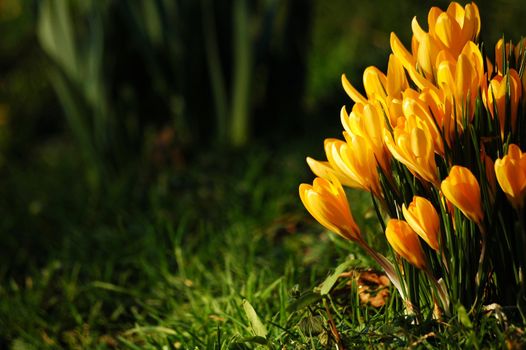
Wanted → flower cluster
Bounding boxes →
[300,2,526,318]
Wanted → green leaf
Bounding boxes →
[124,326,177,336]
[242,299,267,338]
[37,0,78,80]
[319,259,354,295]
[91,281,140,296]
[457,305,473,329]
[236,336,268,345]
[286,291,322,312]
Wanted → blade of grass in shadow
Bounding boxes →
[201,0,228,144]
[230,0,252,147]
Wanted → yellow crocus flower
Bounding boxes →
[384,115,439,185]
[341,55,407,107]
[341,66,388,104]
[306,157,358,188]
[420,87,461,146]
[393,2,480,87]
[436,42,484,119]
[412,30,442,81]
[483,69,522,137]
[401,89,444,156]
[341,103,390,173]
[342,74,367,105]
[414,2,480,58]
[323,135,382,197]
[440,166,484,224]
[461,41,485,86]
[383,97,403,127]
[494,144,526,210]
[299,175,361,241]
[402,196,440,251]
[434,3,480,55]
[494,38,514,76]
[385,219,427,269]
[386,54,409,98]
[363,66,388,101]
[390,32,435,91]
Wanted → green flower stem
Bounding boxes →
[517,208,526,321]
[475,224,487,289]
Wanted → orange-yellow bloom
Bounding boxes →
[341,66,388,105]
[414,2,480,57]
[341,103,390,173]
[385,219,427,269]
[306,157,358,188]
[494,144,526,209]
[436,42,484,119]
[401,90,444,155]
[420,87,461,146]
[386,54,409,98]
[342,74,367,105]
[440,166,483,224]
[402,196,440,251]
[341,55,408,107]
[484,69,522,137]
[383,97,403,127]
[299,175,361,241]
[390,32,435,91]
[392,2,480,87]
[323,135,382,197]
[494,38,514,76]
[384,115,439,185]
[307,133,383,197]
[363,66,388,101]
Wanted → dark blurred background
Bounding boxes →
[1,0,525,294]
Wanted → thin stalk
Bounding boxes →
[475,224,487,290]
[517,208,526,321]
[201,0,228,143]
[323,298,344,350]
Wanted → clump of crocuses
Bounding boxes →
[300,1,526,321]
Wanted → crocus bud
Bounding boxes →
[385,219,427,269]
[494,144,526,210]
[299,175,361,241]
[402,196,440,251]
[484,69,522,137]
[440,166,484,224]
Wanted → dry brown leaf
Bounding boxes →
[341,270,390,308]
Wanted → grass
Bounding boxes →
[1,140,525,349]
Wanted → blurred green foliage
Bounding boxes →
[29,0,314,187]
